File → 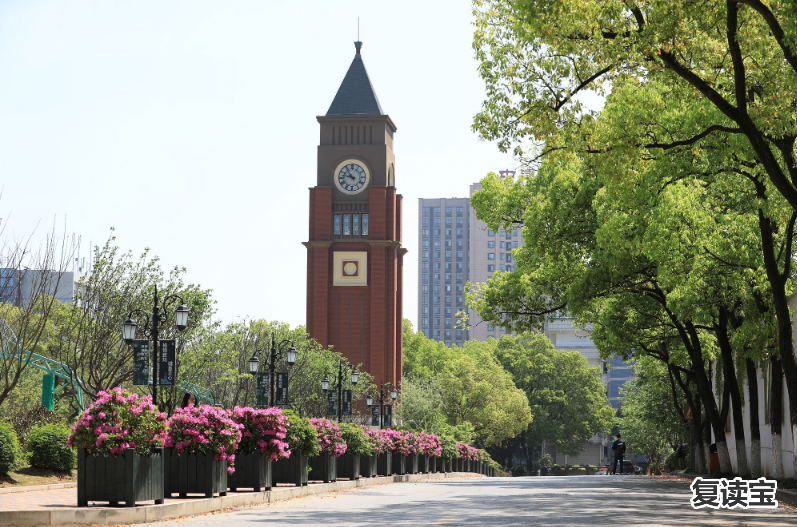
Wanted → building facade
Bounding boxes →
[416,198,471,346]
[0,269,75,307]
[304,41,404,389]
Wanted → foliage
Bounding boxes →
[418,432,442,457]
[68,388,167,456]
[510,464,527,477]
[340,423,373,457]
[440,435,458,460]
[0,421,22,474]
[539,454,553,468]
[618,358,688,465]
[309,418,347,458]
[457,442,478,460]
[402,320,457,379]
[230,406,289,461]
[26,424,75,472]
[282,410,320,458]
[165,405,242,473]
[396,375,445,435]
[7,405,66,446]
[492,334,614,456]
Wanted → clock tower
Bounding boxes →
[304,41,404,389]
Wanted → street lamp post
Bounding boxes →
[366,382,397,429]
[121,285,190,408]
[247,332,297,407]
[321,358,359,422]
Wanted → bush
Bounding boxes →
[552,464,561,470]
[340,424,374,457]
[9,406,65,446]
[26,424,75,473]
[510,464,527,477]
[282,410,321,458]
[440,435,458,460]
[309,418,347,457]
[230,406,290,461]
[0,421,22,474]
[539,453,553,467]
[663,454,678,472]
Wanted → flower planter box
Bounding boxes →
[77,447,164,507]
[443,458,452,473]
[227,452,272,492]
[360,455,377,478]
[391,453,406,475]
[308,453,337,483]
[337,452,360,480]
[429,456,437,473]
[273,452,308,487]
[164,449,227,498]
[419,455,430,473]
[378,452,393,476]
[406,454,419,474]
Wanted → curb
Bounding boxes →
[0,472,483,526]
[0,484,76,496]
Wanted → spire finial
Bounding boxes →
[355,41,362,55]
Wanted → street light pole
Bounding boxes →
[121,284,190,409]
[321,357,358,422]
[367,381,398,429]
[247,332,297,408]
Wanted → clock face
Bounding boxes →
[337,163,368,193]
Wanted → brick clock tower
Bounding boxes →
[304,41,404,389]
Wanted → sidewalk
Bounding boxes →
[0,472,483,526]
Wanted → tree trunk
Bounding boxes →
[771,356,785,480]
[717,309,749,477]
[692,391,705,473]
[745,358,762,479]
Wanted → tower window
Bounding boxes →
[362,214,369,235]
[333,215,341,236]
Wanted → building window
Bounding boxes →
[445,240,451,247]
[353,214,360,235]
[423,240,429,248]
[457,239,463,247]
[422,295,428,305]
[513,241,518,248]
[499,229,505,235]
[488,229,494,237]
[500,253,505,261]
[488,241,495,248]
[457,251,463,258]
[434,318,440,326]
[445,262,452,269]
[435,251,441,258]
[434,307,441,314]
[445,295,452,303]
[422,229,429,236]
[457,217,463,225]
[435,262,441,270]
[446,207,452,214]
[457,262,463,269]
[343,214,350,235]
[445,251,452,258]
[457,207,463,213]
[457,295,463,304]
[423,251,429,259]
[422,318,428,326]
[333,215,341,236]
[435,229,441,236]
[445,285,451,292]
[445,330,451,337]
[422,273,429,282]
[434,330,440,338]
[434,285,441,293]
[362,214,369,235]
[500,241,505,249]
[445,307,452,314]
[488,253,495,260]
[513,229,518,236]
[434,296,440,304]
[435,218,441,226]
[434,273,441,281]
[506,265,512,272]
[445,273,452,280]
[422,306,429,314]
[500,265,505,271]
[487,323,494,331]
[434,207,441,216]
[422,262,429,270]
[422,285,428,293]
[457,273,463,280]
[506,254,513,263]
[434,240,441,248]
[423,217,429,226]
[446,228,452,236]
[446,217,453,225]
[445,318,451,326]
[457,228,463,235]
[488,264,495,272]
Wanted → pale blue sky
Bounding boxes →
[0,0,515,329]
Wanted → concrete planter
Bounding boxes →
[273,452,308,487]
[337,453,360,480]
[164,449,227,498]
[378,452,393,476]
[308,453,337,483]
[227,452,272,492]
[360,455,377,477]
[77,447,164,507]
[391,453,406,475]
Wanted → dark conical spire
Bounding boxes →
[326,42,384,116]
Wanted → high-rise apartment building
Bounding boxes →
[416,198,471,346]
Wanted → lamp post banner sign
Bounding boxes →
[384,405,392,427]
[343,390,352,416]
[133,340,150,386]
[327,390,337,416]
[159,339,176,386]
[257,372,270,406]
[371,404,380,426]
[276,372,289,405]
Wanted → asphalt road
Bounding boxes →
[145,475,797,527]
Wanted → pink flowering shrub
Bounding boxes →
[418,432,442,457]
[165,405,242,473]
[383,430,420,456]
[231,406,290,462]
[456,441,478,461]
[68,388,167,456]
[365,429,393,455]
[308,418,347,458]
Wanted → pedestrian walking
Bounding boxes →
[610,433,626,474]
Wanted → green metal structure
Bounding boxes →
[0,321,213,410]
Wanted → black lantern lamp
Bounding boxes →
[286,345,298,365]
[321,376,330,392]
[122,318,138,345]
[351,368,360,385]
[248,355,260,375]
[366,393,373,406]
[174,305,190,331]
[391,387,398,400]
